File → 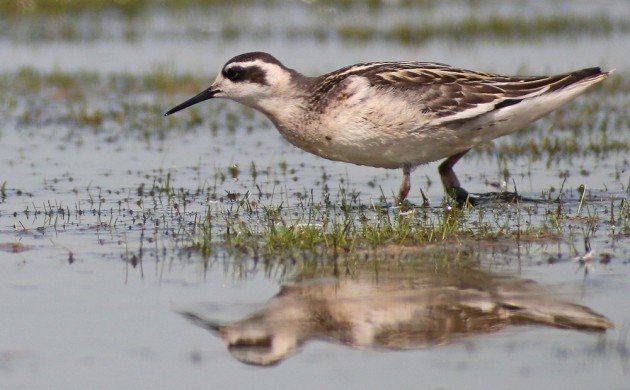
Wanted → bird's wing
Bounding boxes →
[316,62,604,124]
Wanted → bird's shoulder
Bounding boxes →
[311,61,498,93]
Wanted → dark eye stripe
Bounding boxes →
[223,66,243,81]
[222,65,269,86]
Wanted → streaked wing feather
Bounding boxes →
[367,64,560,122]
[312,62,603,123]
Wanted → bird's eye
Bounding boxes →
[224,67,241,81]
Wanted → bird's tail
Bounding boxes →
[497,286,613,331]
[546,67,612,94]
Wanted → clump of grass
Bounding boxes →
[188,185,570,261]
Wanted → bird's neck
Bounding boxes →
[255,73,314,131]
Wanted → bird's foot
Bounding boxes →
[396,199,415,211]
[446,186,476,207]
[472,191,531,204]
[447,189,533,207]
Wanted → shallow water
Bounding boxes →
[1,1,630,389]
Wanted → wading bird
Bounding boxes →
[166,52,610,204]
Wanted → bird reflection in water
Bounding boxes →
[182,262,612,366]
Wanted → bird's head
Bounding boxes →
[165,52,299,116]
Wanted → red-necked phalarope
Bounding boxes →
[165,52,611,204]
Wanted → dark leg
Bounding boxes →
[439,149,471,205]
[398,164,411,203]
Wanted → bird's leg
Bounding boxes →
[439,149,471,206]
[398,164,412,203]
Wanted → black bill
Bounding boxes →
[164,87,218,116]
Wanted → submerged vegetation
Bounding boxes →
[4,157,629,269]
[189,189,630,260]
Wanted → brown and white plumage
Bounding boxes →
[165,52,611,204]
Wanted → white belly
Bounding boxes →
[284,101,469,169]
